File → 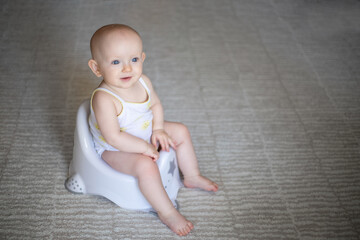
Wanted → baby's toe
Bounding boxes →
[188,221,194,230]
[177,224,192,236]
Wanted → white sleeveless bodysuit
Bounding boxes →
[89,78,153,156]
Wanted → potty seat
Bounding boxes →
[65,99,183,211]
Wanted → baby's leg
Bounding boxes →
[163,122,218,192]
[102,150,193,236]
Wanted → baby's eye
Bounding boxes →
[112,60,120,65]
[131,58,139,63]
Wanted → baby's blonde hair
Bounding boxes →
[90,24,141,59]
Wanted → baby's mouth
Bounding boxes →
[121,76,132,81]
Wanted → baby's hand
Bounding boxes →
[151,129,176,152]
[143,143,159,161]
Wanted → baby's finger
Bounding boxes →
[163,138,170,152]
[162,135,172,150]
[155,150,160,160]
[152,150,159,161]
[159,138,166,152]
[168,138,177,150]
[152,137,161,150]
[151,135,157,147]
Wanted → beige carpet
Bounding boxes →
[1,0,360,239]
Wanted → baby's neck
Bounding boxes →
[101,79,148,103]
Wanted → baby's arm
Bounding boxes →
[92,90,159,160]
[142,75,176,152]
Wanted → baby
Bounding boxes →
[87,24,218,236]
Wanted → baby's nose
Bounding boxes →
[122,63,132,72]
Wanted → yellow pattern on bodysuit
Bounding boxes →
[142,120,150,130]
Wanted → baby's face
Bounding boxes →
[95,30,145,89]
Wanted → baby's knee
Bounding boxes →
[176,123,191,140]
[134,156,159,177]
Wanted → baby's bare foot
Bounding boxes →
[158,208,194,236]
[184,175,218,192]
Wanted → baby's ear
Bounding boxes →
[142,52,146,62]
[88,59,102,77]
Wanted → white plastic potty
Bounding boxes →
[65,99,183,211]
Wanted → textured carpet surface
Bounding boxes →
[1,0,360,239]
